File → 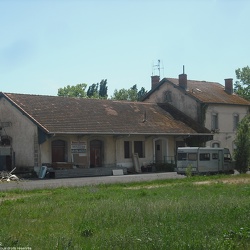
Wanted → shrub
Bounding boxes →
[185,164,193,177]
[234,115,250,173]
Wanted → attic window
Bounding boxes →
[212,142,220,148]
[165,91,172,102]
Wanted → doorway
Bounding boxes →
[155,139,163,163]
[90,140,102,167]
[154,139,168,163]
[52,140,66,163]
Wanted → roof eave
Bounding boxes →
[0,92,50,134]
[47,132,212,136]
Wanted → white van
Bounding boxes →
[177,147,234,175]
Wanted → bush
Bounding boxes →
[185,164,193,177]
[234,115,250,173]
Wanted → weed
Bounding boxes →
[185,164,193,177]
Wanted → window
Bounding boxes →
[200,153,210,161]
[233,114,239,130]
[212,142,220,148]
[124,141,145,158]
[188,153,197,161]
[165,91,172,102]
[124,141,131,158]
[224,153,231,162]
[211,113,219,130]
[134,141,145,158]
[212,153,218,159]
[1,136,11,146]
[178,153,187,161]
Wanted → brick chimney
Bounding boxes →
[151,75,160,89]
[179,73,187,90]
[225,78,233,94]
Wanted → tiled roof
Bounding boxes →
[143,78,250,106]
[1,93,210,135]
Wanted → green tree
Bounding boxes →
[87,79,108,99]
[87,83,99,98]
[234,114,250,173]
[99,79,108,99]
[111,84,147,101]
[234,66,250,101]
[58,79,108,99]
[137,87,147,100]
[57,83,87,98]
[112,88,130,101]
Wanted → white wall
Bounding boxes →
[205,104,249,154]
[0,98,37,167]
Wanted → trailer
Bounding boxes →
[177,147,234,175]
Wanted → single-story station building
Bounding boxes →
[0,92,212,177]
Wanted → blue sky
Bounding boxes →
[0,0,249,97]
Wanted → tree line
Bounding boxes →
[57,66,250,101]
[57,79,147,101]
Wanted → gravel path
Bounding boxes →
[0,172,185,191]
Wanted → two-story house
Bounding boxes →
[142,73,250,155]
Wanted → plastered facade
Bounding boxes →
[205,104,249,152]
[0,97,177,169]
[145,83,199,121]
[144,81,250,155]
[0,98,37,167]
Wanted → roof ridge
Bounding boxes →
[166,77,221,84]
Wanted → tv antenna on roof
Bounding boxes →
[152,59,164,78]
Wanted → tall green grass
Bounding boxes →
[0,175,250,249]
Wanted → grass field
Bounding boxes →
[0,174,250,250]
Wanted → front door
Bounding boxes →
[155,140,163,163]
[52,140,66,162]
[90,140,102,167]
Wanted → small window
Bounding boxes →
[178,153,187,161]
[212,153,218,159]
[211,113,219,130]
[200,153,210,161]
[134,141,145,158]
[233,114,239,130]
[188,153,197,161]
[165,91,172,102]
[224,153,231,162]
[212,142,220,148]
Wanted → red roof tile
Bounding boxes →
[1,93,210,135]
[143,78,250,106]
[167,78,250,105]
